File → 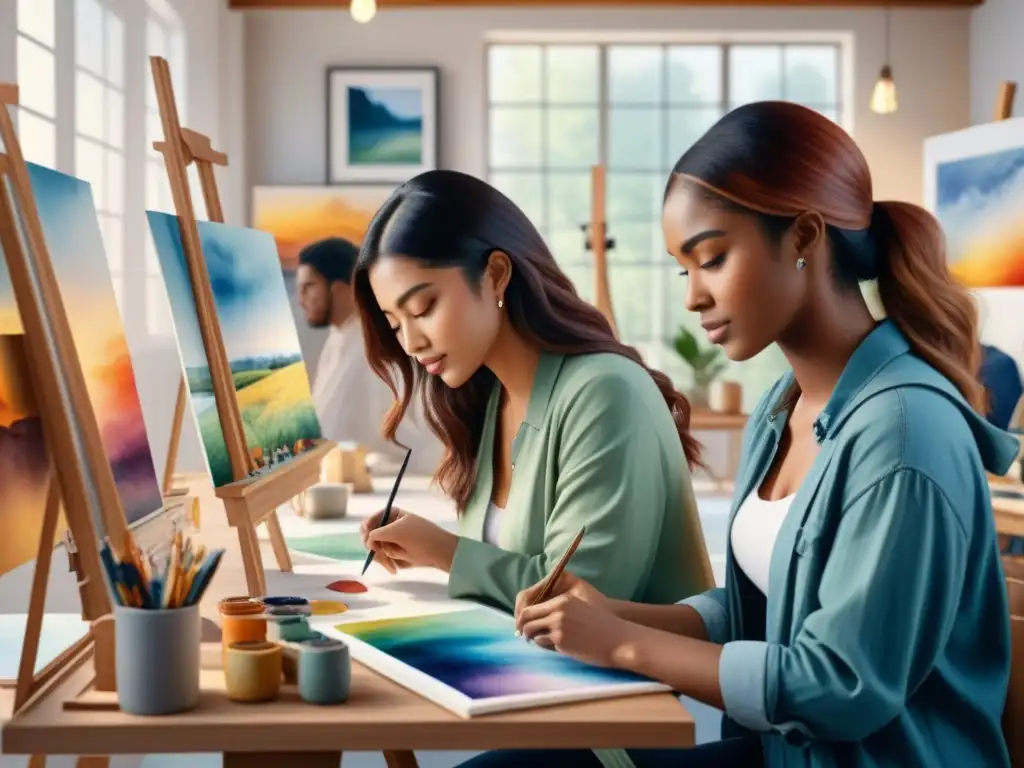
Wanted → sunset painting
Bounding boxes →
[147,212,324,488]
[924,118,1024,287]
[251,185,395,272]
[0,163,164,536]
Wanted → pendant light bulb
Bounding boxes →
[870,65,898,115]
[351,0,377,24]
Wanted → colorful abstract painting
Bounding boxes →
[924,117,1024,287]
[252,185,395,272]
[0,164,164,535]
[327,68,438,184]
[326,606,667,717]
[146,212,323,487]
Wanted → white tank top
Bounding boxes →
[483,502,504,545]
[730,493,795,596]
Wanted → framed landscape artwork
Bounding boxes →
[252,185,395,273]
[923,117,1024,289]
[326,66,439,184]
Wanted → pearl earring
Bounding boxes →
[796,257,807,271]
[497,299,504,309]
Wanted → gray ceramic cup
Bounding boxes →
[115,603,201,715]
[297,637,350,705]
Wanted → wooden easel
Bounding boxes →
[149,56,335,597]
[0,82,124,735]
[584,165,619,338]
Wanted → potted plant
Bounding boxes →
[670,326,729,410]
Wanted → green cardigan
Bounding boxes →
[447,350,711,612]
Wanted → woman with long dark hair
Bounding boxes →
[460,101,1019,768]
[353,170,712,620]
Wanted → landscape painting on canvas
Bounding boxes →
[147,212,323,487]
[252,185,394,272]
[0,164,164,534]
[924,117,1024,287]
[326,605,667,718]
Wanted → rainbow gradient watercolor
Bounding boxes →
[330,606,667,717]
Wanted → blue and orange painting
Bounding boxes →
[934,144,1024,287]
[347,87,424,166]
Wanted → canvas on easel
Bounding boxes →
[145,56,335,597]
[0,82,129,717]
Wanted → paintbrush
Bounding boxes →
[515,525,587,637]
[361,448,412,576]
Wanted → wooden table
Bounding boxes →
[1,642,695,767]
[690,410,747,492]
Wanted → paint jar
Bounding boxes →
[218,597,266,664]
[224,640,283,703]
[297,637,351,705]
[267,615,317,643]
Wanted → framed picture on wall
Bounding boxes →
[326,66,439,184]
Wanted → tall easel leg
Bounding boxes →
[263,513,294,573]
[162,376,188,494]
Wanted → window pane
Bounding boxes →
[489,172,544,232]
[75,0,105,75]
[559,260,594,303]
[17,37,56,118]
[608,46,664,105]
[99,214,123,273]
[75,71,106,140]
[784,46,837,106]
[106,11,125,88]
[546,45,599,104]
[545,108,599,168]
[609,222,662,264]
[488,45,542,104]
[147,275,173,336]
[817,107,840,124]
[668,46,722,105]
[608,107,663,170]
[107,88,124,149]
[667,107,723,165]
[489,107,543,168]
[106,150,124,214]
[17,0,55,47]
[608,265,656,340]
[607,172,664,225]
[146,160,166,211]
[729,45,783,106]
[17,110,56,168]
[548,227,590,270]
[547,172,591,233]
[75,138,106,210]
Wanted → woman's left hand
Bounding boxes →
[518,593,636,669]
[364,509,459,573]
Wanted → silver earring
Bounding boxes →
[497,299,504,309]
[796,257,807,271]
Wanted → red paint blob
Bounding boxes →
[326,579,368,594]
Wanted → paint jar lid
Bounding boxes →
[300,637,347,653]
[228,640,280,655]
[262,595,310,607]
[219,597,265,616]
[267,604,311,617]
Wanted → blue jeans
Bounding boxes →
[455,737,763,767]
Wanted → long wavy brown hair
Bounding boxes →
[665,101,985,413]
[352,170,703,512]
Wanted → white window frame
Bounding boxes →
[14,0,59,169]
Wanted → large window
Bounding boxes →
[144,4,186,336]
[487,41,843,410]
[15,0,57,168]
[74,0,126,311]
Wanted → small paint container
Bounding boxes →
[266,604,311,618]
[297,637,350,705]
[224,640,283,703]
[262,596,309,608]
[267,615,317,643]
[218,597,267,664]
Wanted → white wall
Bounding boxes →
[243,6,970,205]
[969,0,1022,124]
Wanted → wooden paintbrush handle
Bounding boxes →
[533,526,587,606]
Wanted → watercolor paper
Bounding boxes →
[146,212,324,487]
[325,605,668,717]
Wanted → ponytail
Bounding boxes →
[872,200,986,413]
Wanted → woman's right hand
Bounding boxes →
[514,572,610,628]
[359,507,410,573]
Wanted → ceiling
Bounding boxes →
[229,0,983,8]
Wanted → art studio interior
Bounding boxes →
[0,0,1023,766]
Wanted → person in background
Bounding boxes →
[980,344,1022,431]
[295,236,441,475]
